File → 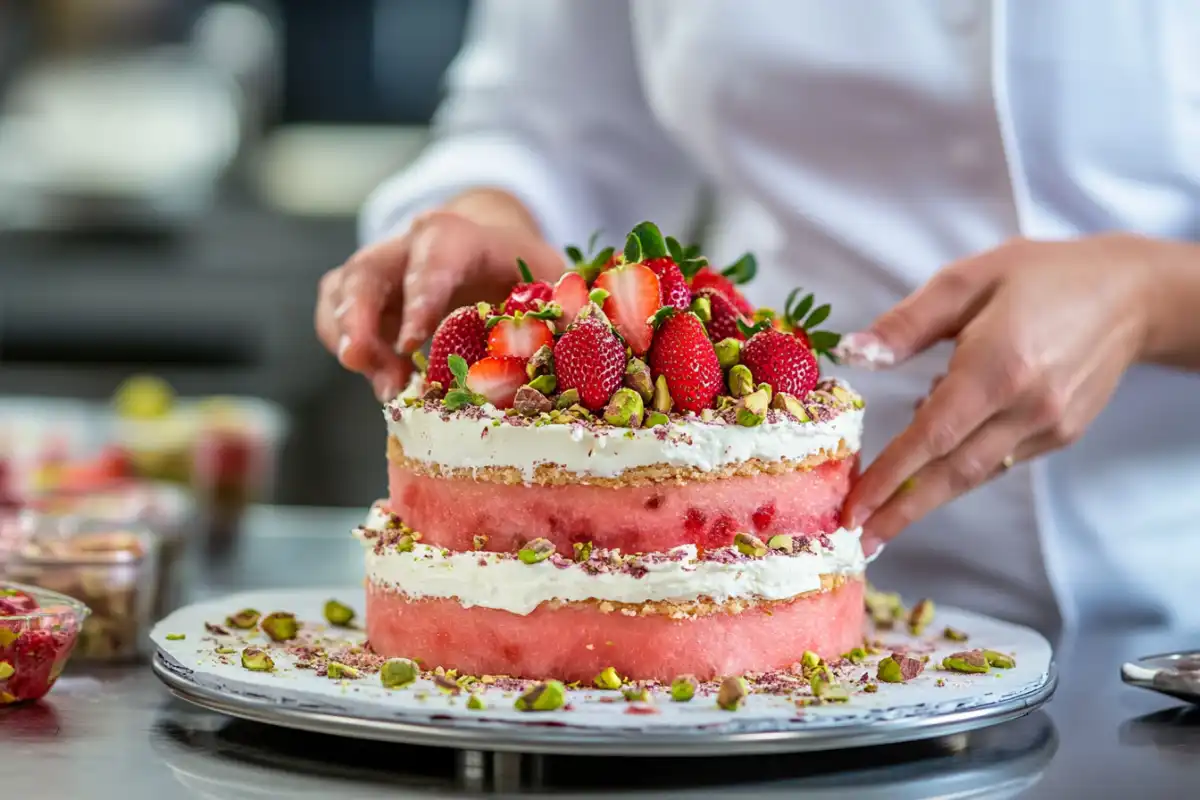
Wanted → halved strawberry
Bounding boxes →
[504,259,553,314]
[593,262,661,355]
[486,315,555,360]
[689,253,756,316]
[465,356,528,410]
[551,272,589,332]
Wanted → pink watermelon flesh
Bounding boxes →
[366,578,864,682]
[387,456,856,553]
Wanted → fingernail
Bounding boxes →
[861,536,884,559]
[833,332,897,370]
[337,334,352,362]
[333,297,355,320]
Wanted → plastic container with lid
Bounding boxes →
[1,581,90,704]
[2,513,159,662]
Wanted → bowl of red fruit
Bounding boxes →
[0,582,89,705]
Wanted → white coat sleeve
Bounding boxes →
[359,0,703,249]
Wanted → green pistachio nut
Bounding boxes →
[434,674,461,695]
[395,534,416,553]
[555,388,580,409]
[515,680,567,712]
[690,294,712,323]
[983,650,1016,669]
[241,647,274,672]
[670,674,698,702]
[644,411,670,428]
[810,675,850,702]
[0,662,13,680]
[728,364,754,398]
[943,626,970,642]
[843,647,868,664]
[714,338,742,370]
[215,646,236,655]
[623,358,654,402]
[260,612,299,642]
[514,386,553,416]
[735,388,770,427]
[907,598,935,636]
[801,651,823,670]
[421,382,445,401]
[410,350,429,374]
[864,588,904,628]
[942,650,990,674]
[604,388,645,428]
[518,537,556,564]
[876,657,903,683]
[734,532,768,557]
[864,683,879,693]
[573,541,593,562]
[766,534,794,554]
[652,375,674,414]
[226,608,261,629]
[380,658,419,688]
[327,661,361,680]
[717,676,749,711]
[771,392,811,422]
[526,345,555,379]
[526,374,558,396]
[829,385,856,407]
[323,599,355,627]
[594,666,622,690]
[623,686,652,703]
[165,633,185,641]
[755,382,773,403]
[466,693,486,710]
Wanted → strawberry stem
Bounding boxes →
[623,234,642,264]
[516,258,535,284]
[631,221,668,260]
[589,288,611,305]
[737,318,770,339]
[721,253,757,285]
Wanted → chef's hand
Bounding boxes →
[841,234,1195,555]
[315,190,564,401]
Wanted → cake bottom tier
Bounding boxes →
[366,576,864,682]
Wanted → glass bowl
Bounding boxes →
[0,582,90,704]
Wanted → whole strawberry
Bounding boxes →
[644,257,691,310]
[504,258,553,314]
[741,328,820,398]
[553,302,626,411]
[692,287,748,342]
[427,305,488,388]
[648,309,723,413]
[690,253,756,316]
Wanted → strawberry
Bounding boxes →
[504,259,553,314]
[648,308,723,413]
[553,303,626,410]
[551,272,589,332]
[465,356,528,410]
[780,287,841,359]
[741,327,820,397]
[593,263,661,354]
[427,305,488,388]
[486,314,555,360]
[644,257,691,310]
[689,253,756,316]
[0,590,38,616]
[692,287,748,342]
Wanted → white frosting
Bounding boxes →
[386,376,863,480]
[357,510,866,616]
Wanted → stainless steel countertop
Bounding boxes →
[3,505,1198,798]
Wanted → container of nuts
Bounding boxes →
[2,512,160,662]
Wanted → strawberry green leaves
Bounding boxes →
[784,288,841,361]
[721,253,757,285]
[443,354,486,411]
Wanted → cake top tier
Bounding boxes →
[389,221,864,480]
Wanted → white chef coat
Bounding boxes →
[362,0,1200,636]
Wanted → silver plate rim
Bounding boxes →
[152,651,1058,756]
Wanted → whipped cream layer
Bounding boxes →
[357,511,866,616]
[386,377,863,480]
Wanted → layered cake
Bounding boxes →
[356,222,867,683]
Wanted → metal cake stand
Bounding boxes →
[153,651,1056,790]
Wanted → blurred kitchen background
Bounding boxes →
[0,0,471,515]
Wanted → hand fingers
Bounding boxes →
[858,409,1031,553]
[845,361,1001,529]
[315,268,348,358]
[852,255,999,366]
[396,215,491,352]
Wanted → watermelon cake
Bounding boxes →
[356,222,867,683]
